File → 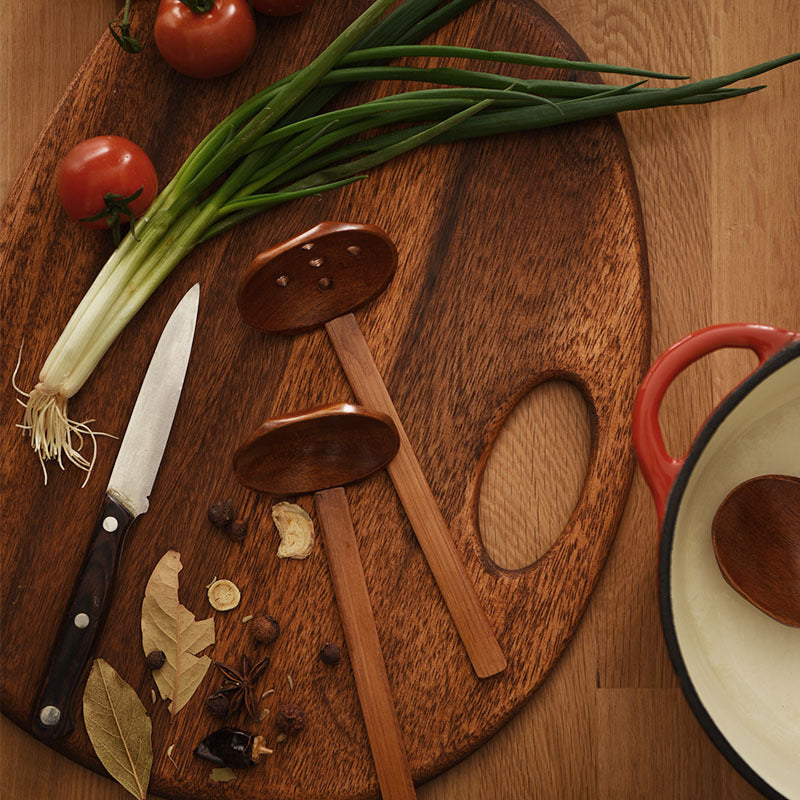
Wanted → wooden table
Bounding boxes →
[2,1,798,798]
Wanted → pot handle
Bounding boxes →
[633,323,798,523]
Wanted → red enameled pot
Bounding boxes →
[633,323,800,800]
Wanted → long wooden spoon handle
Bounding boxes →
[314,488,416,800]
[325,313,507,678]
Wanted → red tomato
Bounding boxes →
[251,0,317,16]
[154,0,256,79]
[57,136,158,234]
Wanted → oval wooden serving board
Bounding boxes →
[0,1,649,798]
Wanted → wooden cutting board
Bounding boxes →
[0,1,649,798]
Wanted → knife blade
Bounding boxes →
[31,284,200,741]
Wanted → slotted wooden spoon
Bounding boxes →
[712,474,800,627]
[233,403,416,800]
[237,221,506,678]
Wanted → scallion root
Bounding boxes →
[19,389,100,486]
[12,347,105,486]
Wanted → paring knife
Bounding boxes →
[31,284,200,741]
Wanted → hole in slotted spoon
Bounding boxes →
[276,274,289,287]
[318,277,333,290]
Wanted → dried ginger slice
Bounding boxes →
[207,579,241,611]
[272,502,315,559]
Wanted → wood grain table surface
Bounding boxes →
[1,1,798,798]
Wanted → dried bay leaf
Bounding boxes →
[83,659,152,800]
[142,550,215,715]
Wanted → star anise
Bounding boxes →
[213,654,270,722]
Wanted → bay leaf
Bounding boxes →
[83,659,152,800]
[141,550,215,715]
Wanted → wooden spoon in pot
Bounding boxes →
[712,474,800,627]
[234,403,416,800]
[237,221,506,678]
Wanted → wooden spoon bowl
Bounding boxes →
[237,221,397,334]
[233,403,400,495]
[712,474,800,627]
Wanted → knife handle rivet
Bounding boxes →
[39,706,61,727]
[102,516,119,532]
[74,613,90,629]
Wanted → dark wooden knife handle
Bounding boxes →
[30,494,135,741]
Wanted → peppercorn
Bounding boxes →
[228,519,248,541]
[145,650,166,670]
[208,499,234,528]
[205,691,232,719]
[251,615,280,644]
[194,727,272,768]
[275,703,305,735]
[319,643,341,665]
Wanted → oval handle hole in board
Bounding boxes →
[479,379,591,570]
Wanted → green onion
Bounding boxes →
[14,0,799,480]
[337,44,690,79]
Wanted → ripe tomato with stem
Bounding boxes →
[154,0,256,79]
[57,135,158,245]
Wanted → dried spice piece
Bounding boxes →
[145,650,166,670]
[319,643,341,665]
[275,703,305,735]
[141,551,215,716]
[195,728,272,769]
[83,659,152,800]
[208,579,241,611]
[272,502,315,559]
[205,692,232,719]
[208,499,234,528]
[213,654,270,722]
[251,615,279,644]
[228,519,248,541]
[210,767,236,782]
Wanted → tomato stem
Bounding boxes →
[178,0,216,13]
[109,0,143,54]
[80,187,145,246]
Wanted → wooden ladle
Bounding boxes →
[233,403,416,800]
[712,474,800,627]
[237,221,506,678]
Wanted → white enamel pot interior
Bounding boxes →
[634,324,800,800]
